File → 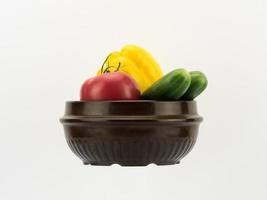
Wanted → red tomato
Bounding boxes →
[80,72,141,101]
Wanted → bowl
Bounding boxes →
[60,100,203,166]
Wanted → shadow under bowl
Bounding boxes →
[60,100,203,166]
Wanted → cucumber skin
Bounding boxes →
[180,71,208,100]
[141,69,191,100]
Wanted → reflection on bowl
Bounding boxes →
[60,100,203,166]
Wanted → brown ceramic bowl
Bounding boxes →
[60,100,203,166]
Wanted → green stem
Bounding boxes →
[115,62,121,72]
[100,53,112,74]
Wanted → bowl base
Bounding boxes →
[82,161,180,166]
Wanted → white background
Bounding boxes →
[1,0,267,199]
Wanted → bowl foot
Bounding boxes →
[82,161,181,166]
[155,161,180,165]
[90,162,113,166]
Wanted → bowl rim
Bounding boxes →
[65,100,197,103]
[60,100,203,124]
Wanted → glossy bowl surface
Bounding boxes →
[60,100,203,166]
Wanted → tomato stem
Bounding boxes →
[103,66,112,73]
[115,62,121,72]
[100,53,112,74]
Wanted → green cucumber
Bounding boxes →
[180,71,208,100]
[142,69,191,100]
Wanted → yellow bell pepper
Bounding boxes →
[97,45,163,93]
